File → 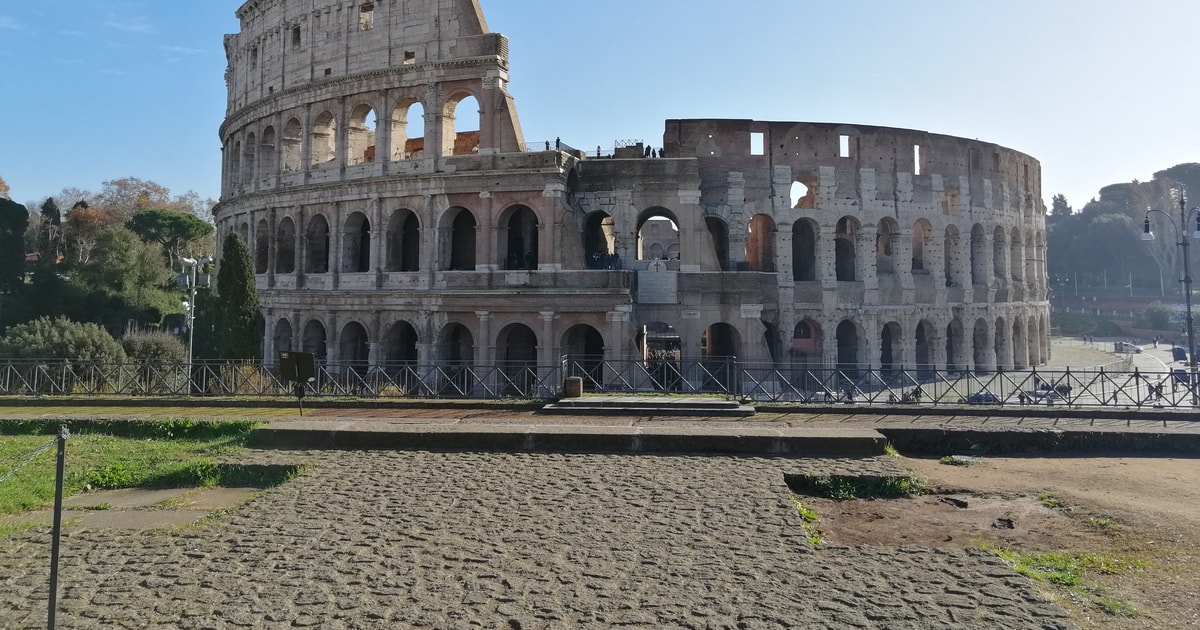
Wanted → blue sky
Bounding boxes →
[2,0,1197,212]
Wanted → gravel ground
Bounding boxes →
[0,450,1076,629]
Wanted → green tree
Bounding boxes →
[1049,194,1072,217]
[0,197,29,293]
[127,209,215,271]
[214,234,261,360]
[0,316,127,363]
[122,330,186,364]
[71,226,178,333]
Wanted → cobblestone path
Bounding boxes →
[0,451,1075,629]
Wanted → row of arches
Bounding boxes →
[223,93,482,193]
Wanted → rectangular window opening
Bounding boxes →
[292,26,301,49]
[992,152,1001,171]
[359,4,374,31]
[250,46,258,69]
[839,135,851,158]
[324,68,332,76]
[404,51,416,65]
[913,144,922,176]
[750,132,765,156]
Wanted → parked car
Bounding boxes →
[1115,341,1143,354]
[960,391,1000,404]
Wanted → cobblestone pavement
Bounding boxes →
[1,450,1075,629]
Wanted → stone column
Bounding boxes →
[475,311,493,365]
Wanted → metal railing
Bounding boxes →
[0,358,1195,408]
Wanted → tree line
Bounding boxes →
[0,176,260,364]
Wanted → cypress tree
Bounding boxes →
[214,234,261,360]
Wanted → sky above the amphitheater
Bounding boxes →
[1,0,1197,212]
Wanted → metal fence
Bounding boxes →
[0,358,1195,409]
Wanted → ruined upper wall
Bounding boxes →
[225,0,503,114]
[663,119,1044,221]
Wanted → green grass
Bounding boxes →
[0,419,275,516]
[883,443,900,459]
[1038,493,1067,509]
[939,455,981,466]
[789,495,823,546]
[785,473,926,500]
[982,543,1143,617]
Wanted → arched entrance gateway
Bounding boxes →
[497,323,538,395]
[637,322,680,391]
[562,325,604,389]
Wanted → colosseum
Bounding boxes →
[215,0,1049,394]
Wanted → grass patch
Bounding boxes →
[939,455,981,467]
[0,419,264,516]
[1038,493,1067,509]
[883,443,900,459]
[784,473,926,500]
[788,495,823,546]
[982,543,1143,617]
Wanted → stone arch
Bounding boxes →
[562,324,605,388]
[231,139,242,188]
[1013,317,1028,369]
[259,126,277,177]
[912,219,932,273]
[497,322,538,395]
[305,214,330,274]
[239,221,250,246]
[273,318,293,354]
[301,319,328,363]
[254,218,269,274]
[382,321,419,368]
[836,319,864,375]
[500,205,539,270]
[444,92,481,156]
[705,216,730,271]
[275,217,296,273]
[1027,314,1041,365]
[310,111,336,166]
[1025,232,1037,289]
[282,118,302,172]
[342,212,371,273]
[970,223,987,286]
[835,216,860,281]
[390,98,425,161]
[442,207,477,271]
[347,103,377,165]
[992,226,1007,282]
[972,317,991,373]
[339,321,370,371]
[915,319,936,375]
[242,132,256,185]
[790,319,822,369]
[637,208,680,261]
[701,322,740,392]
[1010,227,1023,281]
[994,316,1010,371]
[584,212,617,268]
[386,209,420,272]
[944,224,961,286]
[946,318,964,372]
[792,219,818,281]
[746,214,776,272]
[875,217,900,275]
[439,323,474,365]
[880,320,903,373]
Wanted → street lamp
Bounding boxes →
[178,256,213,366]
[1141,190,1200,405]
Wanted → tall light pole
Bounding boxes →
[178,256,213,366]
[1142,189,1200,406]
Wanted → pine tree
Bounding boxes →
[214,234,261,360]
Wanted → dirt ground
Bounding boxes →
[803,454,1200,628]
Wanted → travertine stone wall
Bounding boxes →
[215,0,1050,376]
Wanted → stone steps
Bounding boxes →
[540,395,756,417]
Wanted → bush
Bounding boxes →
[1138,301,1175,331]
[122,330,186,365]
[0,316,127,363]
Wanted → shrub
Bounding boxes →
[122,330,186,365]
[0,316,126,363]
[1138,301,1175,331]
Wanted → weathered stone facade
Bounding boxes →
[216,0,1050,374]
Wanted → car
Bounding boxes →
[1115,341,1143,354]
[960,391,1000,404]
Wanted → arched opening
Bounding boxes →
[1013,318,1028,369]
[502,206,539,270]
[880,321,903,373]
[992,226,1007,282]
[497,323,538,396]
[994,316,1009,371]
[1025,233,1037,288]
[347,104,377,165]
[973,318,990,373]
[301,320,327,363]
[789,180,815,209]
[944,225,960,287]
[310,111,336,166]
[875,218,899,276]
[792,220,817,281]
[391,99,425,160]
[339,322,370,374]
[970,224,987,286]
[701,323,739,392]
[912,219,931,273]
[446,94,477,156]
[836,320,861,376]
[254,218,269,274]
[637,322,680,392]
[230,140,242,188]
[240,222,250,246]
[746,214,776,272]
[835,217,859,281]
[445,208,477,271]
[276,217,296,274]
[439,324,473,366]
[915,319,935,376]
[386,209,420,272]
[946,319,963,372]
[637,209,680,261]
[1028,314,1040,365]
[382,320,419,391]
[584,212,617,269]
[282,118,302,172]
[273,319,293,354]
[259,126,277,178]
[1010,227,1023,281]
[562,324,605,389]
[242,133,256,186]
[342,212,371,273]
[305,215,330,274]
[705,216,730,271]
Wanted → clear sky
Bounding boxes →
[2,0,1197,212]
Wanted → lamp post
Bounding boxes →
[178,256,213,366]
[1142,189,1200,406]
